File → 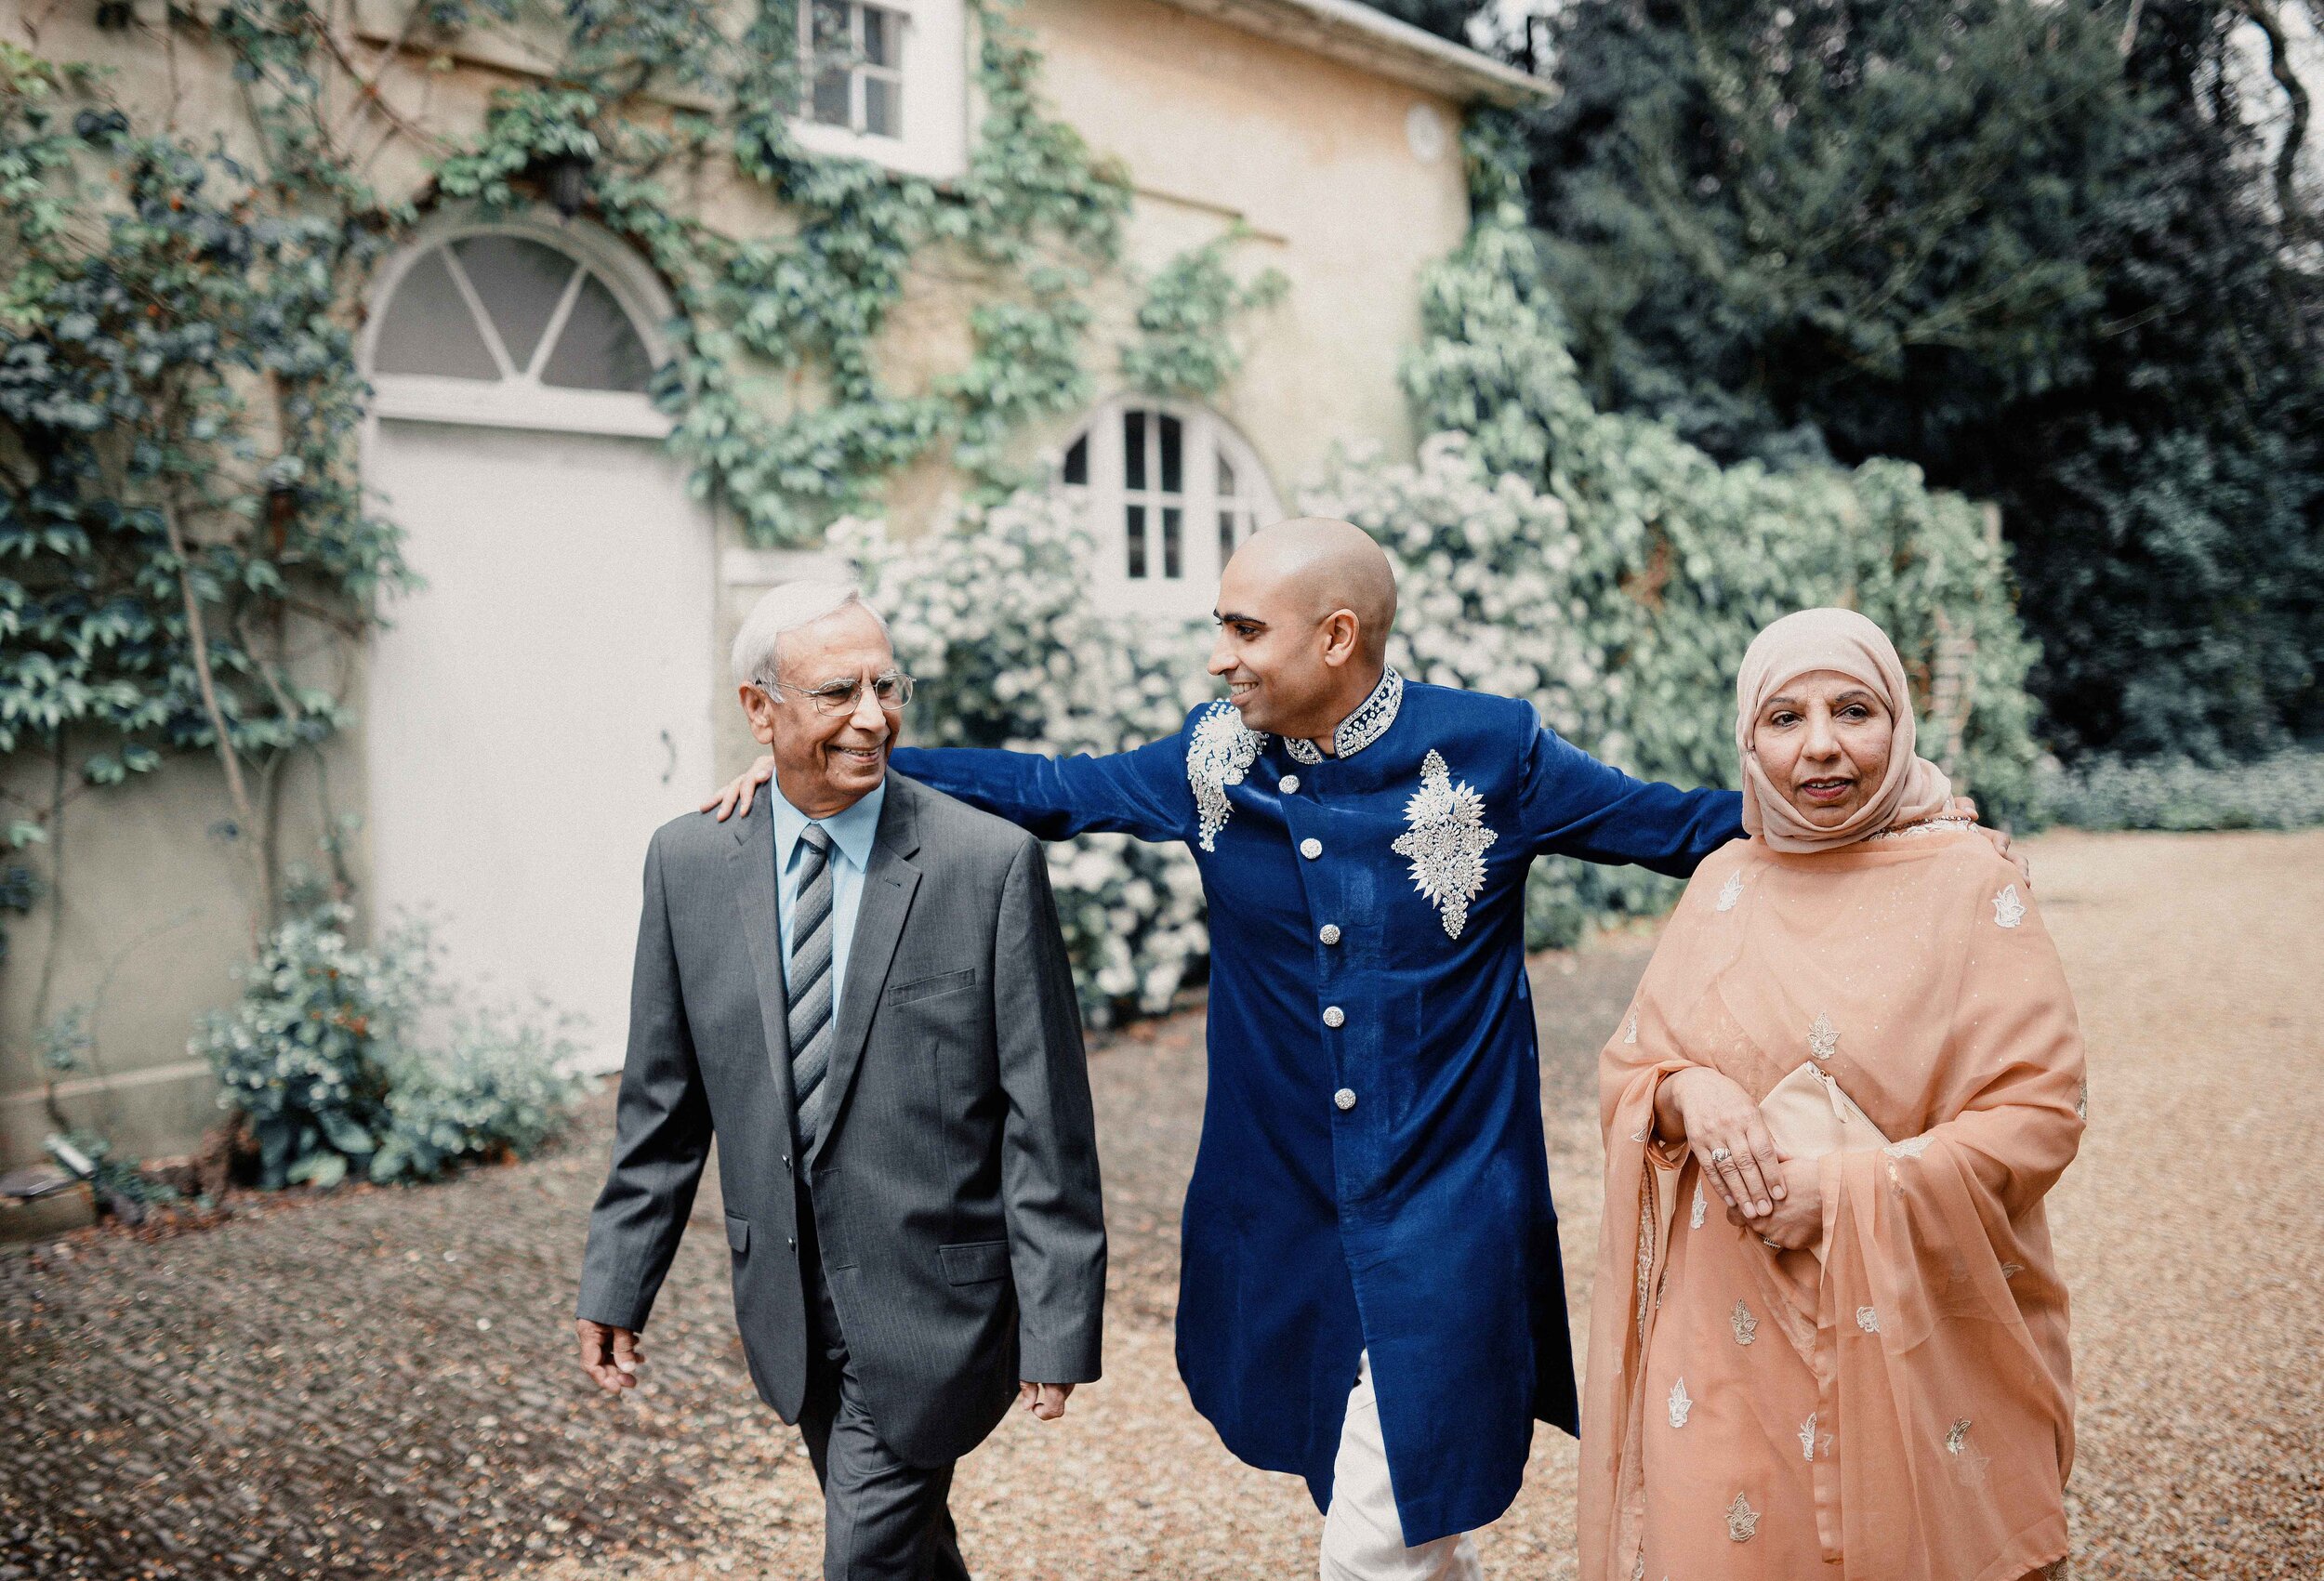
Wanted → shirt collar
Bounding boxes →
[771,775,887,874]
[1282,665,1405,764]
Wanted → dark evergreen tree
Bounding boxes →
[1522,0,2323,758]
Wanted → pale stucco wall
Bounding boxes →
[0,0,1479,1166]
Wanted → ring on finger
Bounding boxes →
[1708,1146,1733,1165]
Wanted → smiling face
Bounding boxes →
[1207,518,1392,745]
[1750,668,1896,829]
[739,601,896,818]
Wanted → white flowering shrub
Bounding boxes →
[842,181,2045,1007]
[837,499,1217,1022]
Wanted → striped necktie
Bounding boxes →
[787,823,838,1150]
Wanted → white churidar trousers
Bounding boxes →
[1318,1351,1485,1581]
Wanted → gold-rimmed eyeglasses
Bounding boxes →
[755,671,915,715]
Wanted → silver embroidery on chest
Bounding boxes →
[1690,1179,1707,1230]
[1392,749,1499,939]
[1715,870,1743,912]
[1799,1412,1818,1460]
[1808,1012,1840,1062]
[1185,703,1261,852]
[1883,1134,1933,1160]
[1855,1305,1881,1333]
[1731,1299,1758,1346]
[1992,884,2026,929]
[1667,1377,1693,1428]
[1724,1492,1760,1542]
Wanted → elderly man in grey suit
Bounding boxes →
[574,582,1106,1580]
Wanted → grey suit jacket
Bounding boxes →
[575,771,1105,1467]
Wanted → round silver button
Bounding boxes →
[1301,837,1323,860]
[1334,1087,1356,1112]
[1318,923,1341,945]
[1279,774,1301,795]
[1323,1005,1345,1028]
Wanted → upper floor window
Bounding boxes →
[804,1,905,139]
[1059,401,1281,617]
[787,0,967,180]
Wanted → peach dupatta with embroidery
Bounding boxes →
[1577,831,2085,1581]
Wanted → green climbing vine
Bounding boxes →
[0,2,1284,1158]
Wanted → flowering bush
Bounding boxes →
[193,905,589,1189]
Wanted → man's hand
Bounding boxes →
[1951,796,2031,886]
[703,755,777,822]
[1017,1381,1074,1421]
[576,1319,644,1393]
[1726,1155,1821,1252]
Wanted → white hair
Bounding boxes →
[729,580,890,689]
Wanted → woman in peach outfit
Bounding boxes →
[1578,608,2083,1581]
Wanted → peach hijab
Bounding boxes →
[1578,610,2085,1581]
[1737,607,1952,851]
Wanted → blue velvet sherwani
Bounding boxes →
[891,671,1742,1543]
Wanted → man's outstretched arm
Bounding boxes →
[708,735,1194,845]
[1518,723,1746,878]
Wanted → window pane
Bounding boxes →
[373,248,499,380]
[1124,411,1146,492]
[451,234,576,374]
[1159,414,1182,494]
[1162,507,1182,579]
[864,74,900,138]
[1126,504,1147,579]
[812,65,852,125]
[1062,434,1088,485]
[1220,509,1237,566]
[539,271,654,392]
[1218,454,1237,497]
[862,5,899,67]
[810,0,851,49]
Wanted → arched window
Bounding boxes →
[364,217,669,439]
[1058,400,1280,616]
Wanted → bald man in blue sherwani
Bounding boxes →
[713,520,1748,1577]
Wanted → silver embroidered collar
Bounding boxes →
[1282,666,1404,765]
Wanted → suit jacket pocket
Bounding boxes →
[938,1238,1011,1286]
[888,968,978,1008]
[725,1213,749,1254]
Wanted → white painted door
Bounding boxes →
[365,419,716,1071]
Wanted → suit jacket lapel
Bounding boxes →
[730,784,799,1127]
[807,772,922,1167]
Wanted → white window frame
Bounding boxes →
[1056,398,1284,620]
[361,209,675,441]
[787,0,969,182]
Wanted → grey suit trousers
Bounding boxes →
[797,1188,970,1581]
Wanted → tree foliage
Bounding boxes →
[1524,0,2324,759]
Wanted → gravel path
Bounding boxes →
[3,830,2317,1578]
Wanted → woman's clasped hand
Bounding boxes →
[1655,1066,1821,1251]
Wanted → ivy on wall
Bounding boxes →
[0,2,1279,1103]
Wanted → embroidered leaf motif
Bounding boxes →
[1731,1299,1757,1346]
[2000,1261,2025,1280]
[1391,749,1499,939]
[1855,1305,1881,1333]
[1724,1491,1760,1542]
[1799,1412,1817,1461]
[1690,1179,1707,1230]
[1667,1377,1693,1428]
[1185,703,1260,852]
[1716,870,1743,912]
[1883,1134,1933,1160]
[1625,1009,1639,1046]
[1946,1418,1973,1455]
[1992,884,2026,929]
[1808,1012,1839,1061]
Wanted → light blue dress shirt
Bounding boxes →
[768,777,887,1013]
